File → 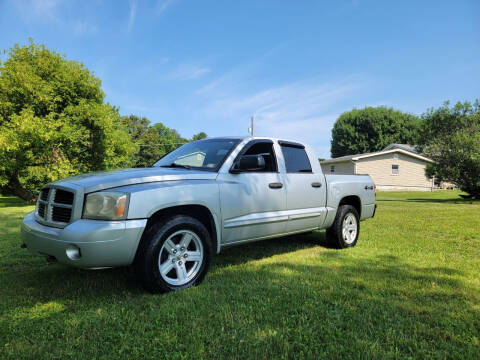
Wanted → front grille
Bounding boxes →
[36,187,76,226]
[52,206,72,223]
[54,189,74,205]
[40,188,50,201]
[38,202,46,218]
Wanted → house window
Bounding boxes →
[391,164,399,175]
[330,165,335,173]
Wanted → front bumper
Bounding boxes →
[21,211,147,268]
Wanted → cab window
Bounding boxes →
[280,143,312,173]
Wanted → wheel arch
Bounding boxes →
[338,195,361,217]
[141,204,219,255]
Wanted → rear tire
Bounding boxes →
[134,215,212,293]
[326,205,360,249]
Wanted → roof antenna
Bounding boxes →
[248,116,254,136]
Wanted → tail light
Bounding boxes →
[374,184,376,198]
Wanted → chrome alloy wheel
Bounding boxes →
[158,230,204,286]
[342,213,357,245]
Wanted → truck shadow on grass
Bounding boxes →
[213,230,334,267]
[0,245,478,358]
[0,231,470,298]
[0,231,327,298]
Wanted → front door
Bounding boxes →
[217,140,287,244]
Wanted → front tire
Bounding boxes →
[134,215,212,293]
[326,205,360,249]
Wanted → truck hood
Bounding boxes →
[52,167,218,193]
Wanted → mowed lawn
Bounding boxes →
[0,191,479,359]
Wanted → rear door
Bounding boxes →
[278,141,327,232]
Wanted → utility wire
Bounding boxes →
[137,142,188,147]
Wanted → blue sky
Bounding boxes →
[1,0,479,158]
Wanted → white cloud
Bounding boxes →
[13,0,62,20]
[128,0,175,32]
[127,0,137,32]
[159,57,170,65]
[12,0,99,36]
[157,0,176,14]
[197,72,368,158]
[167,64,211,80]
[73,20,97,36]
[32,0,61,16]
[197,46,280,95]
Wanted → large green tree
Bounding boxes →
[0,41,136,201]
[330,107,421,158]
[121,115,176,167]
[152,122,187,155]
[420,101,480,198]
[121,115,160,167]
[121,115,202,167]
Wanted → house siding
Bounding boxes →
[320,161,355,175]
[355,152,432,190]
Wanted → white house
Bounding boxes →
[321,144,435,191]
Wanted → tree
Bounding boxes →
[330,107,422,158]
[192,132,207,141]
[121,114,210,167]
[420,101,480,198]
[152,122,187,155]
[121,114,151,142]
[0,41,136,201]
[121,115,197,167]
[121,115,162,167]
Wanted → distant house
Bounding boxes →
[320,144,435,191]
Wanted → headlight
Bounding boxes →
[83,191,129,220]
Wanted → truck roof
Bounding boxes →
[203,136,303,144]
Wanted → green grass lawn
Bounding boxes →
[0,191,479,359]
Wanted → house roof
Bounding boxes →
[321,146,433,164]
[382,143,419,154]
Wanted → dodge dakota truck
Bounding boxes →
[21,136,376,293]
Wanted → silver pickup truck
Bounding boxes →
[21,136,376,292]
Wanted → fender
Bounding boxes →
[114,180,223,253]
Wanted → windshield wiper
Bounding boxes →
[160,163,192,170]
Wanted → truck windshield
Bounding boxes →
[153,139,241,171]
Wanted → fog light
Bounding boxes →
[66,245,81,260]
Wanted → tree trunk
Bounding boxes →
[7,176,36,203]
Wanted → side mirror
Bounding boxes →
[231,154,265,173]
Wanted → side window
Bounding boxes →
[281,144,312,173]
[392,164,399,175]
[242,141,278,172]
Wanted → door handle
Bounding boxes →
[311,182,322,188]
[269,182,283,189]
